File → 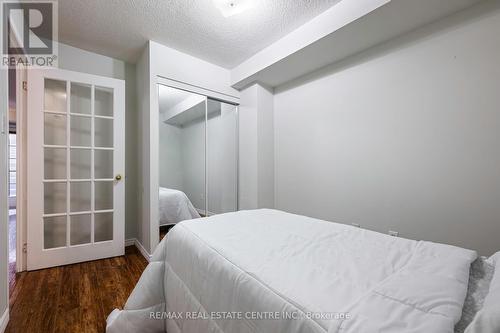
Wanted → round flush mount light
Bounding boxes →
[213,0,253,17]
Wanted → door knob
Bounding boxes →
[115,174,122,181]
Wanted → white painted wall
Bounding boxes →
[238,84,275,209]
[238,86,259,209]
[273,4,500,256]
[0,68,9,330]
[136,45,151,252]
[149,41,239,100]
[256,86,275,209]
[58,43,139,240]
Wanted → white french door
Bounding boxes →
[27,68,125,270]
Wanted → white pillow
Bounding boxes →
[465,252,500,333]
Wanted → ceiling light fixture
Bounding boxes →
[213,0,253,17]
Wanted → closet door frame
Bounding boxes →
[152,76,239,248]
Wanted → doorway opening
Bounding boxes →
[8,67,17,280]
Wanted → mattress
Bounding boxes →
[158,187,200,225]
[107,209,478,333]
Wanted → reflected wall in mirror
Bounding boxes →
[207,99,238,215]
[157,85,238,238]
[158,86,205,227]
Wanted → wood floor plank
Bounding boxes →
[80,261,101,333]
[5,246,148,333]
[38,266,62,333]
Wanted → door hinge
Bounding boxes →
[22,81,27,91]
[23,243,27,253]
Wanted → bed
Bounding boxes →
[106,209,500,333]
[159,187,200,225]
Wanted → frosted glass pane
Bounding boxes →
[70,214,91,245]
[95,181,113,210]
[70,181,91,212]
[95,86,113,117]
[94,149,113,179]
[44,148,66,180]
[9,184,16,197]
[9,146,16,158]
[70,149,91,179]
[44,216,67,249]
[95,118,113,148]
[44,113,66,145]
[70,115,91,147]
[44,182,67,214]
[70,83,91,115]
[44,79,66,113]
[95,212,113,242]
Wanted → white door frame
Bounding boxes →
[15,64,27,272]
[27,68,125,270]
[1,51,10,326]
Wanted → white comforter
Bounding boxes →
[107,209,477,333]
[159,187,200,225]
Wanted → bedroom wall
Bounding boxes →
[136,44,151,252]
[273,1,500,256]
[239,84,275,210]
[58,43,139,240]
[238,86,258,209]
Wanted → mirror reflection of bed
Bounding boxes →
[158,85,238,241]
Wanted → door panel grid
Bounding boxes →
[42,79,114,249]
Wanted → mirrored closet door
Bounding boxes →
[157,85,238,227]
[207,99,238,215]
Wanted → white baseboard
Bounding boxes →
[0,308,9,333]
[125,238,152,262]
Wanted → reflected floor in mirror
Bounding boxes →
[159,213,206,242]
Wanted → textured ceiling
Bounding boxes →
[56,0,340,68]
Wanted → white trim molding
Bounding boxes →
[125,238,152,262]
[0,308,9,333]
[157,76,239,105]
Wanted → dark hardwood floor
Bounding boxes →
[6,246,148,333]
[159,224,175,242]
